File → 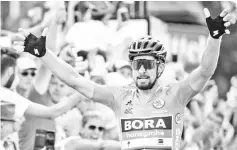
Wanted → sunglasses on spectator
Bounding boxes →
[207,114,223,125]
[88,125,105,132]
[131,59,158,70]
[21,70,36,77]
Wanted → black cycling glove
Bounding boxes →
[24,33,46,57]
[206,15,227,39]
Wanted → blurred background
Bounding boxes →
[1,1,237,150]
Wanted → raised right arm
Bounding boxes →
[12,28,116,108]
[40,49,95,99]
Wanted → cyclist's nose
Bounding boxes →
[138,65,146,73]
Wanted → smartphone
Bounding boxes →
[34,129,55,150]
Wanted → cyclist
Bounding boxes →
[12,8,236,150]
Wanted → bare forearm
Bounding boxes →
[200,35,221,76]
[187,35,222,93]
[26,94,79,119]
[40,49,95,99]
[40,49,79,88]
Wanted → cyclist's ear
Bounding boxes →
[157,63,165,77]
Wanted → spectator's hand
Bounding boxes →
[204,8,236,39]
[12,28,48,57]
[59,45,76,66]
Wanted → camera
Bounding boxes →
[34,129,55,150]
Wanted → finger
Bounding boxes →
[225,29,230,34]
[223,14,231,22]
[203,8,211,18]
[229,16,236,24]
[224,22,231,27]
[41,28,48,37]
[12,45,25,53]
[18,28,30,37]
[13,41,25,46]
[220,9,229,17]
[11,34,26,41]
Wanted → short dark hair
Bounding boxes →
[1,48,19,75]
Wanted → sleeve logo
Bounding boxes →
[126,100,133,106]
[175,113,181,124]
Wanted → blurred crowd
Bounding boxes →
[1,1,237,150]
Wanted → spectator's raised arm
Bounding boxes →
[25,92,81,119]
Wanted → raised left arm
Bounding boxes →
[178,8,236,105]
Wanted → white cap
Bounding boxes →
[17,56,37,71]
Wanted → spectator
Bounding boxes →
[55,111,120,150]
[18,74,72,150]
[192,111,225,150]
[114,60,132,79]
[16,55,37,97]
[1,49,80,150]
[65,2,112,51]
[79,111,106,140]
[1,101,21,150]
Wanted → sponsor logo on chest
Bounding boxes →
[121,116,172,132]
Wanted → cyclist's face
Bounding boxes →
[132,56,158,90]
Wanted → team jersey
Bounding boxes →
[94,80,197,150]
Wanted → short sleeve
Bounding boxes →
[93,84,127,113]
[178,77,199,106]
